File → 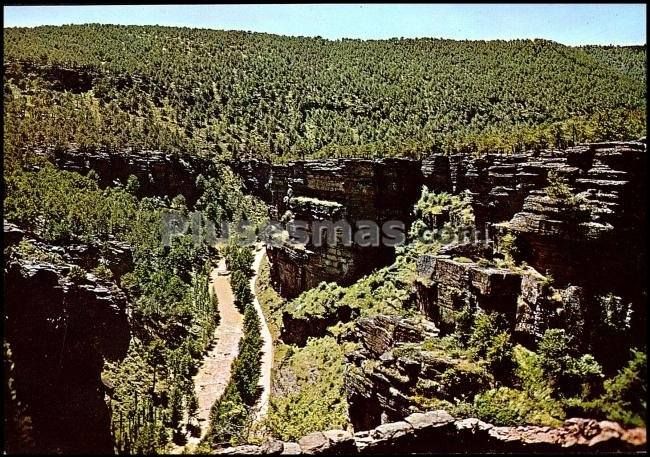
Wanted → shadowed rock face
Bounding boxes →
[265,158,423,298]
[3,224,130,454]
[35,144,214,206]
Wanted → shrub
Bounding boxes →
[545,170,574,200]
[285,282,345,319]
[126,174,140,194]
[537,328,604,399]
[437,362,491,402]
[498,232,518,265]
[565,354,604,399]
[467,312,509,358]
[486,332,515,383]
[473,387,564,427]
[454,306,475,346]
[545,170,583,207]
[477,258,494,268]
[597,349,646,426]
[92,263,113,281]
[68,265,86,282]
[537,328,572,387]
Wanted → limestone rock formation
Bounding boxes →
[415,248,522,333]
[265,158,422,298]
[35,143,213,205]
[280,303,356,346]
[234,141,646,308]
[343,315,493,431]
[3,223,131,454]
[3,222,133,281]
[229,158,273,202]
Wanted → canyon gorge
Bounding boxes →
[5,138,646,453]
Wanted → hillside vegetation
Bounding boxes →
[3,25,646,164]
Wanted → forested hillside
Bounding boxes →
[3,24,646,163]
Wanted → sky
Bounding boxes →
[3,4,647,46]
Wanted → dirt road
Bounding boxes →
[184,257,244,447]
[250,245,273,422]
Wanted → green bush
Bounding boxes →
[263,337,351,441]
[68,265,86,282]
[92,263,113,281]
[453,306,475,346]
[498,232,518,265]
[537,328,604,398]
[597,349,646,427]
[473,387,564,427]
[438,362,491,402]
[485,332,515,382]
[537,328,572,387]
[467,312,509,358]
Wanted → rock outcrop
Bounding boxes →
[265,158,421,298]
[414,245,522,333]
[280,303,356,347]
[229,158,273,202]
[413,239,641,358]
[3,223,131,454]
[218,412,646,454]
[383,141,647,353]
[34,143,214,206]
[234,140,646,306]
[3,222,133,281]
[343,315,494,431]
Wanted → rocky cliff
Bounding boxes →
[34,143,213,206]
[234,140,646,308]
[265,158,421,298]
[3,222,131,454]
[414,141,647,358]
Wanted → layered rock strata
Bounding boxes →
[35,143,213,206]
[265,159,421,298]
[232,141,646,302]
[3,222,131,454]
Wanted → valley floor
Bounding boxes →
[172,257,244,451]
[174,245,273,452]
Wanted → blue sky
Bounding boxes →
[3,4,647,45]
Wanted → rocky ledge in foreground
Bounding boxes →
[218,411,646,454]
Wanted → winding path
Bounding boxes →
[251,244,273,422]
